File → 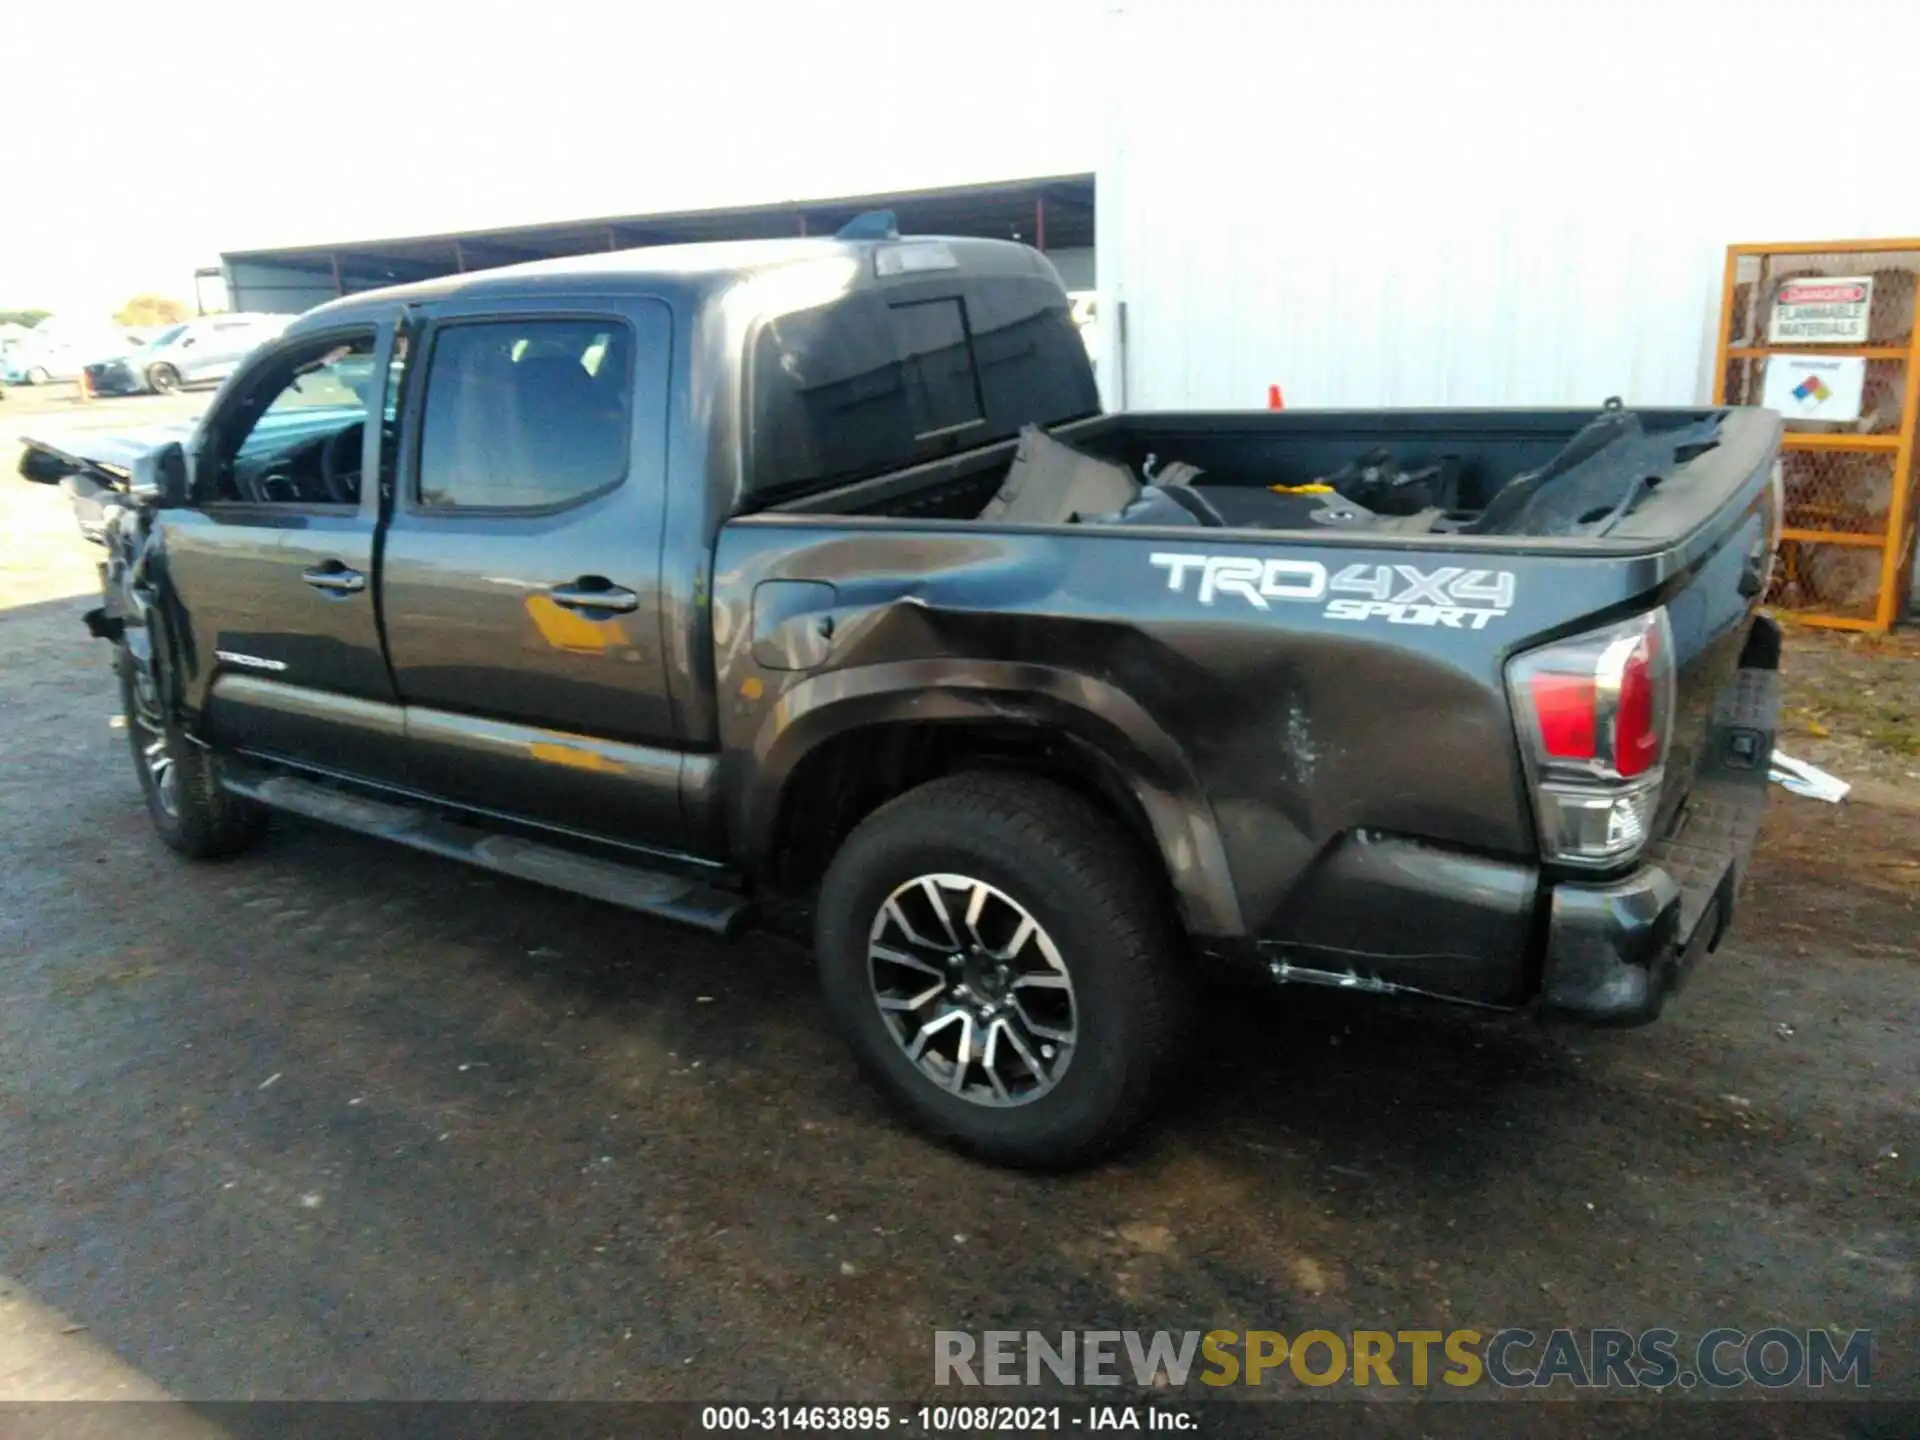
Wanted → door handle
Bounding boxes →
[302,564,366,594]
[550,580,640,614]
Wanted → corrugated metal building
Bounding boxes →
[219,177,1094,316]
[1095,3,1920,413]
[204,3,1920,601]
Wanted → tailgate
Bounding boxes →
[1648,644,1780,954]
[1643,411,1784,845]
[1647,409,1783,947]
[1530,414,1783,1022]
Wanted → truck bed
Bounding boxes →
[723,400,1781,1010]
[770,404,1777,553]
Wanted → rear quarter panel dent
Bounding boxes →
[712,520,1699,938]
[734,661,1247,936]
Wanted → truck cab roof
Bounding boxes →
[290,232,1103,509]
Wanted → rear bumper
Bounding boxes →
[1538,862,1702,1023]
[1537,662,1779,1025]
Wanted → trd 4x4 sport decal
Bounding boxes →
[1148,553,1517,630]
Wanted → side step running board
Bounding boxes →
[223,772,753,939]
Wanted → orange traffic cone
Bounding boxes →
[1268,384,1285,411]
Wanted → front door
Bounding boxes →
[163,321,406,780]
[378,295,683,849]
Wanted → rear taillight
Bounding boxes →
[1508,609,1674,867]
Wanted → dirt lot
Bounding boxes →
[1775,620,1920,799]
[0,401,1914,1433]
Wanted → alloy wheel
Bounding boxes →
[127,658,179,818]
[867,873,1078,1107]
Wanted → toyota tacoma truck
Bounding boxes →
[20,222,1784,1165]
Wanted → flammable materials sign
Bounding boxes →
[1767,275,1874,343]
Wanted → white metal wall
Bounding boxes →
[1097,1,1920,412]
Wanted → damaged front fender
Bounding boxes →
[83,606,124,643]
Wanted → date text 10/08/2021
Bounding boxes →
[702,1407,1188,1432]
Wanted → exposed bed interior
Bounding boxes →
[767,406,1730,540]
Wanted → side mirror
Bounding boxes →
[129,441,189,508]
[180,337,198,350]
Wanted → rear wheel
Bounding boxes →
[146,363,181,395]
[25,366,51,386]
[815,773,1189,1166]
[118,639,266,858]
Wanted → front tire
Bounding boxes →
[26,366,51,386]
[118,640,266,859]
[146,363,181,395]
[816,773,1188,1167]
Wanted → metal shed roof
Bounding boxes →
[221,173,1093,300]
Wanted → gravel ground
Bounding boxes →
[0,406,1914,1434]
[1775,621,1920,801]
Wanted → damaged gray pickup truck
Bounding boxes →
[21,224,1784,1164]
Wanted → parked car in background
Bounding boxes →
[1,325,133,386]
[1,336,61,385]
[85,314,293,396]
[0,331,23,391]
[0,321,34,368]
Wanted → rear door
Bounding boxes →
[161,321,407,778]
[377,294,685,849]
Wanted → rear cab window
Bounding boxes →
[744,267,1097,505]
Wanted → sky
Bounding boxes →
[2,0,1105,319]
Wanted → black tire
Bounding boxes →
[26,366,51,386]
[117,641,267,859]
[816,772,1189,1167]
[146,363,181,395]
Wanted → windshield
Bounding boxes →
[144,324,188,350]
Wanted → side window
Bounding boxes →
[416,320,632,510]
[206,332,378,504]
